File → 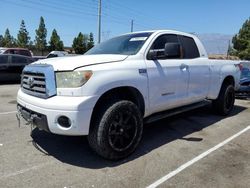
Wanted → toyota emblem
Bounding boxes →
[28,76,35,88]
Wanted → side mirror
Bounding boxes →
[147,42,181,60]
[147,49,158,60]
[164,43,181,58]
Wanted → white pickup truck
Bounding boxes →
[17,30,241,160]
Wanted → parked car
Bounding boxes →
[32,56,46,61]
[17,30,241,160]
[236,61,250,98]
[46,51,68,58]
[0,47,32,57]
[0,54,35,82]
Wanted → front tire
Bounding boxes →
[88,100,143,160]
[212,84,235,115]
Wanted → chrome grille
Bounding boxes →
[22,72,46,94]
[21,64,56,98]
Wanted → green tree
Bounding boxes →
[231,18,250,60]
[35,16,47,55]
[3,28,16,47]
[0,35,4,47]
[72,32,87,54]
[49,29,64,51]
[17,20,30,48]
[87,32,94,50]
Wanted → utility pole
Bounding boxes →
[131,19,134,32]
[98,0,102,43]
[227,40,231,59]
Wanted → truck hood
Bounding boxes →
[32,54,128,71]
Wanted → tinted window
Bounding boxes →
[4,50,14,54]
[149,34,179,59]
[152,34,179,50]
[12,56,27,64]
[179,36,200,59]
[19,50,31,56]
[0,56,8,64]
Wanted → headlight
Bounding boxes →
[56,70,93,88]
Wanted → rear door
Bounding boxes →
[0,55,11,81]
[178,35,210,102]
[9,55,29,81]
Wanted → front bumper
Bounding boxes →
[17,89,98,136]
[17,104,50,132]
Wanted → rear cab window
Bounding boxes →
[178,35,200,59]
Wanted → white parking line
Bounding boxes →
[0,162,54,179]
[146,125,250,188]
[0,111,17,115]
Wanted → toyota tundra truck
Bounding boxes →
[17,30,241,160]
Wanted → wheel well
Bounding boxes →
[222,76,235,87]
[90,87,145,124]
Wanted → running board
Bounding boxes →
[144,100,210,124]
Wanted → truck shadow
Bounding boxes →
[30,104,246,169]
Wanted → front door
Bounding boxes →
[145,34,189,114]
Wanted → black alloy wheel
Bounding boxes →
[108,111,138,152]
[88,100,143,160]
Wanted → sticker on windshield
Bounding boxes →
[129,37,148,41]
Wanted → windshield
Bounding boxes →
[0,49,5,54]
[86,32,152,55]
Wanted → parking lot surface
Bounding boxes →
[0,84,249,188]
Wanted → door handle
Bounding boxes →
[180,64,188,70]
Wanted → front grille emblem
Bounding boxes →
[27,76,35,88]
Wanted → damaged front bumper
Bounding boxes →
[17,104,50,132]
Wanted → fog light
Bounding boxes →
[57,116,71,128]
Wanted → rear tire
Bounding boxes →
[88,100,143,160]
[212,84,235,115]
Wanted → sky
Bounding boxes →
[0,0,249,46]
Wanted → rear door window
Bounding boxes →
[178,35,200,59]
[11,56,27,64]
[0,55,8,64]
[19,50,31,56]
